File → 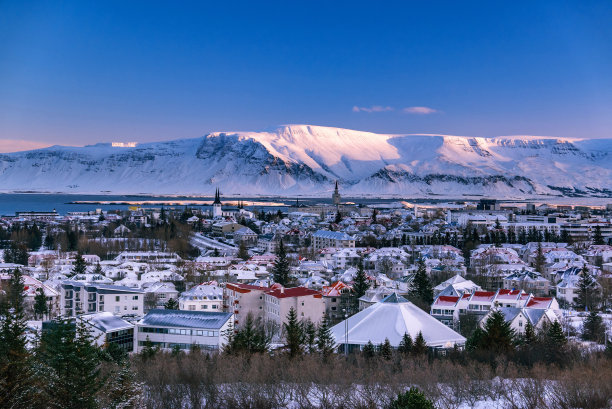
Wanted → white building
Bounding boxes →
[311,230,355,250]
[59,281,144,317]
[135,309,233,353]
[179,282,223,311]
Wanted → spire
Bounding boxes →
[213,187,221,205]
[334,180,339,193]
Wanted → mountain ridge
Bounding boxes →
[1,125,611,198]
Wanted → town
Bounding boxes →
[1,185,611,408]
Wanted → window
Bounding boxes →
[132,306,138,310]
[196,330,203,336]
[124,306,127,310]
[99,295,104,302]
[116,296,120,302]
[133,295,139,300]
[189,305,195,311]
[212,305,218,309]
[331,307,336,311]
[331,298,337,303]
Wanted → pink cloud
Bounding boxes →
[402,106,437,115]
[0,139,51,153]
[352,105,394,113]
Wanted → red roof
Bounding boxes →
[321,281,351,297]
[525,297,552,308]
[265,286,322,299]
[434,295,460,306]
[226,283,268,293]
[470,291,496,302]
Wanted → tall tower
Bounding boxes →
[332,180,341,206]
[213,187,222,218]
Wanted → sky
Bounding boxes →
[1,1,611,151]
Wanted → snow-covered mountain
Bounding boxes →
[1,124,612,198]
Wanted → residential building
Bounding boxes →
[78,312,135,352]
[179,282,223,311]
[311,230,355,250]
[59,281,144,317]
[264,286,325,326]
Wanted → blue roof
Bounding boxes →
[139,309,232,329]
[313,230,352,240]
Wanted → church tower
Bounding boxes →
[332,180,341,206]
[212,187,222,218]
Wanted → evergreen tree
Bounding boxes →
[93,262,103,276]
[34,287,48,320]
[534,243,546,275]
[362,341,375,358]
[104,364,142,409]
[544,320,567,364]
[0,268,32,409]
[593,225,604,245]
[379,338,392,360]
[316,314,335,357]
[412,331,428,356]
[164,297,179,310]
[582,310,605,343]
[466,327,485,352]
[237,240,249,261]
[410,258,433,307]
[575,266,599,311]
[225,314,272,354]
[303,319,317,354]
[389,387,435,409]
[284,307,304,358]
[272,240,290,286]
[71,252,88,276]
[398,332,413,355]
[37,318,105,409]
[479,310,516,353]
[522,321,536,346]
[352,260,370,300]
[139,336,159,360]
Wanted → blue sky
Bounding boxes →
[1,1,611,149]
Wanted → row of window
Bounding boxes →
[137,341,218,350]
[139,327,219,337]
[186,304,219,311]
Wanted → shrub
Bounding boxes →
[389,387,435,409]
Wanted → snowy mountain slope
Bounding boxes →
[0,125,611,197]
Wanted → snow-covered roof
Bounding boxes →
[139,309,232,329]
[331,293,466,348]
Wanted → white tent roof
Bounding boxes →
[330,293,466,348]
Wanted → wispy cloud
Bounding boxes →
[402,106,437,115]
[352,105,394,113]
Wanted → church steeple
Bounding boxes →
[213,187,222,205]
[332,180,341,206]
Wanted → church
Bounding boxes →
[211,188,254,219]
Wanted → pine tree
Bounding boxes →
[34,287,48,320]
[466,327,485,352]
[303,319,317,354]
[104,364,142,409]
[575,266,599,311]
[362,341,375,358]
[37,318,105,409]
[379,338,393,360]
[316,314,335,357]
[71,252,88,276]
[389,387,435,409]
[398,332,413,355]
[225,314,272,354]
[352,260,370,300]
[272,240,290,286]
[412,331,428,356]
[522,321,536,346]
[544,320,567,364]
[0,268,33,409]
[237,240,249,261]
[593,225,604,245]
[164,297,179,310]
[410,258,433,307]
[479,310,516,353]
[93,262,103,276]
[139,336,159,360]
[284,307,304,358]
[534,243,546,275]
[582,310,605,343]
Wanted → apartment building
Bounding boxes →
[264,286,325,326]
[59,281,144,317]
[311,230,355,250]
